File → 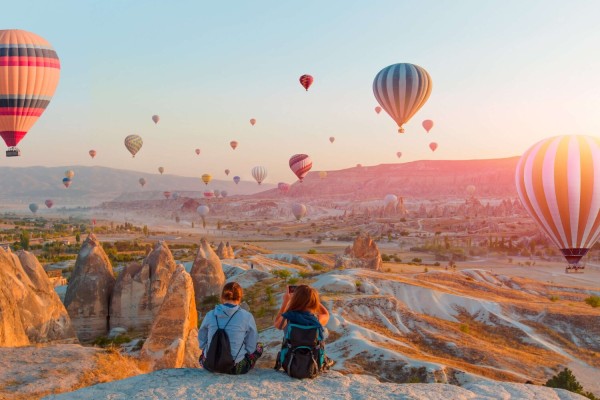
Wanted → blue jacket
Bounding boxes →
[198,304,258,364]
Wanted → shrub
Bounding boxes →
[545,368,600,399]
[311,263,324,271]
[307,249,317,254]
[355,280,362,287]
[459,324,470,334]
[288,277,299,285]
[585,295,600,308]
[549,295,560,302]
[423,267,429,273]
[272,269,292,282]
[381,254,391,262]
[411,257,422,264]
[434,262,440,266]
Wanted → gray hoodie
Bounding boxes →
[198,304,259,364]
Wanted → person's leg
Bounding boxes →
[230,343,264,375]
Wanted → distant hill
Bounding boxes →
[0,166,274,208]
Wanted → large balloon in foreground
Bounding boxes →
[0,30,61,157]
[225,169,230,176]
[250,118,256,126]
[195,148,201,156]
[124,135,143,157]
[251,166,267,185]
[158,166,164,175]
[375,106,382,114]
[429,142,438,152]
[201,174,212,185]
[89,150,96,159]
[396,152,402,158]
[45,199,53,209]
[292,203,307,221]
[233,176,240,185]
[139,178,146,187]
[230,141,238,150]
[29,203,38,214]
[289,154,312,182]
[62,177,71,188]
[329,137,335,144]
[299,74,313,91]
[152,115,160,124]
[422,119,434,133]
[278,182,290,194]
[373,63,432,133]
[65,170,75,179]
[516,135,600,267]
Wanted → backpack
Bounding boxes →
[203,309,243,373]
[274,323,325,379]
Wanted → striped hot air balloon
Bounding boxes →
[0,30,61,157]
[251,166,267,185]
[373,63,432,133]
[516,135,600,268]
[124,135,143,157]
[289,154,312,182]
[299,74,313,91]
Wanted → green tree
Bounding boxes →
[143,225,149,237]
[545,368,582,394]
[75,232,81,244]
[19,230,30,250]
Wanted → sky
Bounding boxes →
[2,0,600,183]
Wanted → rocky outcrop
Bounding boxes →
[110,241,177,334]
[140,264,200,370]
[190,238,225,313]
[0,248,76,347]
[216,241,234,260]
[64,234,115,342]
[335,233,382,271]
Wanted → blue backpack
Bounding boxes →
[275,323,325,379]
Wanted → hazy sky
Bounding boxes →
[3,0,600,183]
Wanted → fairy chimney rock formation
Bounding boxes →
[335,233,382,271]
[64,234,115,342]
[226,242,235,259]
[140,264,200,370]
[216,241,235,260]
[110,241,177,333]
[190,238,225,314]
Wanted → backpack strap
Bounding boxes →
[223,308,240,329]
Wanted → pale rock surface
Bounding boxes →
[226,242,235,259]
[312,274,357,294]
[335,233,382,271]
[110,241,177,333]
[44,368,586,400]
[140,264,200,370]
[64,234,115,342]
[189,238,225,313]
[0,247,33,346]
[216,241,234,259]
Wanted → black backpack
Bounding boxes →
[275,323,325,379]
[203,309,243,373]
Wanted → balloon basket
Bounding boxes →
[565,264,585,274]
[6,147,20,157]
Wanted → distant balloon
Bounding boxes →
[158,166,164,175]
[125,135,143,157]
[233,176,240,185]
[329,137,335,144]
[197,205,210,228]
[45,199,53,209]
[201,174,212,185]
[375,106,382,114]
[422,119,434,133]
[204,191,214,199]
[29,203,39,214]
[139,178,146,187]
[172,192,179,199]
[65,170,75,179]
[230,141,238,150]
[396,152,402,158]
[225,169,230,176]
[466,185,476,196]
[195,148,201,156]
[163,191,171,199]
[221,190,228,198]
[356,164,362,168]
[289,154,312,182]
[62,177,72,188]
[429,142,438,152]
[319,171,327,179]
[292,203,307,221]
[250,118,256,126]
[299,74,313,91]
[278,182,290,194]
[252,166,267,185]
[373,63,432,133]
[89,150,97,159]
[213,189,221,198]
[384,194,398,208]
[152,115,160,124]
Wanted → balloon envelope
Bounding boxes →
[516,135,600,266]
[225,169,230,176]
[221,190,228,198]
[65,170,74,179]
[45,199,53,208]
[373,63,432,133]
[204,191,214,199]
[429,142,438,152]
[201,174,212,185]
[230,141,238,150]
[197,205,210,217]
[195,148,201,155]
[250,118,256,126]
[422,119,434,133]
[278,182,290,194]
[375,106,382,114]
[289,154,312,182]
[251,166,267,185]
[62,177,71,188]
[163,191,171,199]
[152,115,160,124]
[396,152,402,158]
[29,203,38,214]
[299,74,313,91]
[125,135,143,157]
[329,137,335,144]
[233,176,240,184]
[292,203,307,221]
[158,167,164,174]
[89,150,96,159]
[384,194,398,208]
[139,178,146,187]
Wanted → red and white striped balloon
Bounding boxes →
[289,154,312,182]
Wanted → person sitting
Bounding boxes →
[198,282,263,374]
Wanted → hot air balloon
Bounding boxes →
[429,142,438,152]
[252,166,267,185]
[292,203,307,221]
[65,170,75,179]
[289,154,312,182]
[139,178,146,187]
[197,205,210,228]
[319,171,327,179]
[204,191,214,199]
[373,63,432,133]
[516,135,600,269]
[299,74,313,91]
[201,174,212,185]
[356,164,363,168]
[214,189,221,198]
[29,203,38,214]
[225,169,230,176]
[124,135,143,157]
[466,185,476,196]
[250,118,256,126]
[375,106,382,114]
[172,192,179,199]
[384,194,398,209]
[0,30,61,157]
[221,190,228,198]
[233,176,240,185]
[89,150,97,159]
[152,115,160,124]
[158,166,164,175]
[163,191,171,199]
[230,141,238,150]
[45,199,53,209]
[62,178,72,188]
[396,152,402,158]
[329,137,335,144]
[195,148,201,156]
[278,182,290,194]
[422,119,434,133]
